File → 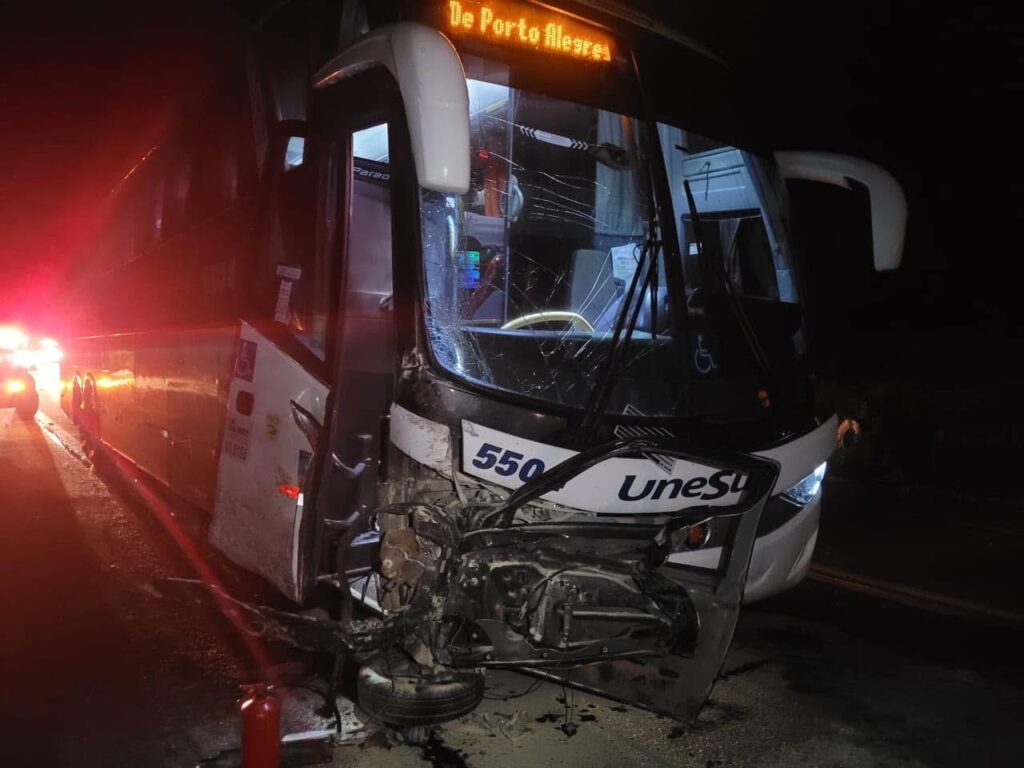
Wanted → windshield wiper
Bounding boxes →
[579,235,659,434]
[682,179,775,395]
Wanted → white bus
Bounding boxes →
[62,0,905,725]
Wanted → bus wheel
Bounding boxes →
[357,659,484,727]
[71,381,82,426]
[80,378,99,459]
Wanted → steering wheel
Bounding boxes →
[501,311,595,333]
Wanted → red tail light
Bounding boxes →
[277,484,301,500]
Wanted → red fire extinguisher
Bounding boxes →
[239,684,280,768]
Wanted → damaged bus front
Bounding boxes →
[209,0,906,726]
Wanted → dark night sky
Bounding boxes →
[0,1,227,327]
[0,1,1020,337]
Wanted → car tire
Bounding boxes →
[357,662,484,727]
[16,389,39,419]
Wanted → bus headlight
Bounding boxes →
[782,462,827,505]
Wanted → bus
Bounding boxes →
[61,0,906,725]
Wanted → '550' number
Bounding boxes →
[471,442,546,482]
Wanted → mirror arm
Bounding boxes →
[775,151,907,271]
[289,400,321,449]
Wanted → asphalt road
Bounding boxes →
[1,395,1022,767]
[0,398,267,766]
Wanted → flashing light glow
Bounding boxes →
[0,326,29,351]
[8,349,34,368]
[5,379,28,395]
[95,373,134,390]
[445,1,614,63]
[3,334,63,370]
[10,346,62,369]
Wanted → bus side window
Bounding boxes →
[347,123,392,315]
[284,136,305,170]
[160,144,191,237]
[133,163,161,252]
[186,86,257,222]
[96,192,136,333]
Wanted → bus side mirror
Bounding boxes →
[314,23,471,195]
[775,151,907,271]
[290,400,321,448]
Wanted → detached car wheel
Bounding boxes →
[16,390,39,419]
[357,662,484,726]
[15,376,39,419]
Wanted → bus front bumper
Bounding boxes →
[667,492,821,603]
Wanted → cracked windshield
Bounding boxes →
[421,61,685,415]
[421,61,803,418]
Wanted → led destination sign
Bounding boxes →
[445,1,614,62]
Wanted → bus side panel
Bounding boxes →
[62,323,237,515]
[132,332,171,486]
[124,190,258,510]
[104,345,134,455]
[58,56,263,514]
[166,323,238,512]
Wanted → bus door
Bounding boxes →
[305,109,401,610]
[211,73,403,604]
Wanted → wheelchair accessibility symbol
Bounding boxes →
[234,339,258,382]
[693,333,718,375]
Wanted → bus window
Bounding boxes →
[658,124,798,305]
[187,120,228,219]
[133,166,162,251]
[267,136,334,359]
[160,145,191,236]
[352,123,388,164]
[284,136,305,170]
[187,88,257,220]
[348,123,393,311]
[100,194,133,279]
[419,69,675,413]
[268,123,392,360]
